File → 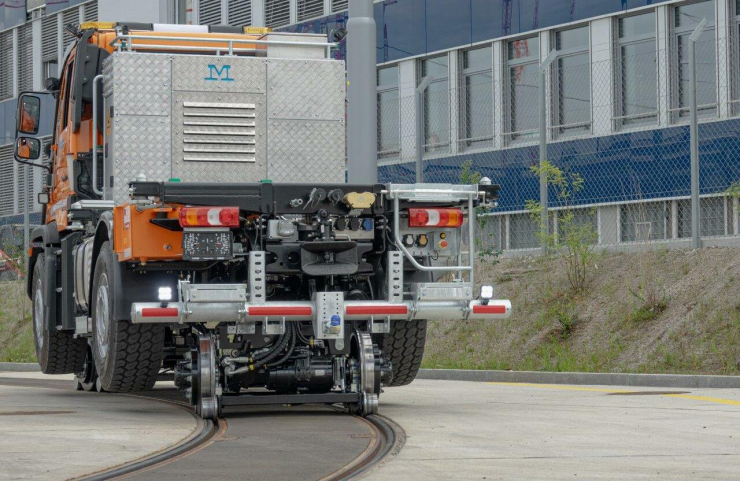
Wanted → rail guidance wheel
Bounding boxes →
[348,331,380,417]
[191,333,219,420]
[74,343,98,392]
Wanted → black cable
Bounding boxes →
[254,323,293,366]
[265,326,297,368]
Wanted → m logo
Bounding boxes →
[205,64,234,82]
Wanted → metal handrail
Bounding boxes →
[111,34,337,57]
[389,189,477,286]
[92,74,104,196]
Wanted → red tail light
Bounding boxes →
[179,206,240,228]
[408,208,464,228]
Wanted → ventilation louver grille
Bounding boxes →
[331,0,348,13]
[182,102,256,163]
[18,24,34,92]
[228,0,252,26]
[42,14,58,62]
[265,0,290,28]
[0,146,14,216]
[0,32,13,101]
[83,0,98,22]
[62,8,79,50]
[298,0,323,21]
[199,0,222,25]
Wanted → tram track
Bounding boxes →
[0,377,401,480]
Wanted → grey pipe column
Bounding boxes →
[538,50,557,256]
[689,19,706,250]
[347,0,377,183]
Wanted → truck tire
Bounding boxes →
[31,254,87,374]
[91,242,164,392]
[376,320,427,387]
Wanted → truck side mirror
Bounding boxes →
[45,77,60,94]
[15,137,41,162]
[17,94,41,135]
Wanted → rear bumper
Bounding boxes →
[131,297,511,324]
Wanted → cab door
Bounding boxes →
[47,49,76,229]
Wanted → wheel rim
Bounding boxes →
[95,273,110,361]
[33,277,44,350]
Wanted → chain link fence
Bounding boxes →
[377,27,740,254]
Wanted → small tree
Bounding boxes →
[526,161,597,292]
[459,160,502,264]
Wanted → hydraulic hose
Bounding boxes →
[265,326,297,368]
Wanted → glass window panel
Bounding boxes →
[509,214,539,249]
[424,79,449,152]
[677,198,726,237]
[377,90,399,155]
[377,66,398,88]
[621,41,657,124]
[620,203,666,242]
[464,46,492,71]
[510,62,539,138]
[556,26,589,51]
[557,53,591,131]
[463,72,493,146]
[422,55,448,79]
[675,1,714,28]
[558,209,597,244]
[619,11,655,38]
[508,36,539,61]
[677,34,716,116]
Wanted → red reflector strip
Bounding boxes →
[346,305,409,315]
[248,306,313,316]
[472,304,507,315]
[141,307,179,317]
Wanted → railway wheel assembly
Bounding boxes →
[91,242,165,392]
[347,331,382,417]
[73,343,98,392]
[31,254,87,374]
[176,332,220,420]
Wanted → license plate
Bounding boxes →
[183,229,233,261]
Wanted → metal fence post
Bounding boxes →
[538,50,558,256]
[415,76,434,183]
[689,19,707,250]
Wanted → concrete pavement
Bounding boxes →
[369,379,740,480]
[4,371,740,480]
[0,372,198,481]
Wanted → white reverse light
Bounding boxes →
[479,285,494,304]
[158,287,173,301]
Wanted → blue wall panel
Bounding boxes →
[379,120,740,213]
[283,0,673,63]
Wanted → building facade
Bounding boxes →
[2,0,740,253]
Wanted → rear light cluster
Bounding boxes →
[408,208,464,228]
[179,206,240,228]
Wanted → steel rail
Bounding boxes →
[0,377,401,480]
[322,413,402,481]
[77,394,222,481]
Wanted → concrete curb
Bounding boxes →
[417,369,740,389]
[0,362,40,372]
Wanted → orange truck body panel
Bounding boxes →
[113,205,184,262]
[47,23,271,259]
